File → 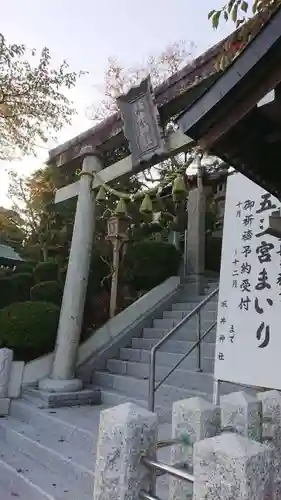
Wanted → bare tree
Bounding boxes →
[88,40,195,123]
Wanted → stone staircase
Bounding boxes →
[0,396,105,499]
[91,277,220,422]
[0,275,233,499]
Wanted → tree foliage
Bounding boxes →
[7,166,75,262]
[124,240,182,291]
[208,0,281,71]
[209,0,280,29]
[0,206,25,251]
[0,34,84,160]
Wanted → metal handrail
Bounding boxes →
[140,457,194,500]
[142,457,194,482]
[148,286,219,412]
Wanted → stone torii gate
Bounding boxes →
[39,125,194,394]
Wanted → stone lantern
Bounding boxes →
[107,215,128,241]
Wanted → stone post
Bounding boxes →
[169,397,220,500]
[93,403,157,500]
[193,433,273,500]
[186,156,205,290]
[39,155,102,393]
[258,390,281,500]
[0,348,13,415]
[220,391,262,441]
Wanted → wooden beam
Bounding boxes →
[55,129,194,204]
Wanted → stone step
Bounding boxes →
[172,302,218,311]
[96,386,147,409]
[106,359,244,396]
[163,309,217,320]
[177,293,218,302]
[142,326,216,342]
[106,359,214,393]
[10,399,97,469]
[180,293,218,301]
[181,281,218,291]
[153,316,217,330]
[93,371,211,408]
[92,387,172,423]
[0,438,93,500]
[22,387,100,409]
[142,327,169,338]
[131,337,216,357]
[0,458,54,500]
[119,347,215,372]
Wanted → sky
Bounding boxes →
[0,0,233,207]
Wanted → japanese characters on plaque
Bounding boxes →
[215,173,281,390]
[116,76,167,168]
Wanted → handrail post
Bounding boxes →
[149,347,156,412]
[196,310,202,372]
[148,287,219,410]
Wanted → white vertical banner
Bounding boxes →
[215,172,281,389]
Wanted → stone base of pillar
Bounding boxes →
[182,273,205,295]
[29,386,101,408]
[0,398,10,416]
[38,377,83,393]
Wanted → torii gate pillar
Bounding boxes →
[39,154,102,393]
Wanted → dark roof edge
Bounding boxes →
[177,5,281,135]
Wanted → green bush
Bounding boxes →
[10,272,33,302]
[14,263,35,275]
[30,281,62,306]
[0,268,10,279]
[124,240,181,291]
[34,261,59,283]
[0,277,14,309]
[87,250,111,295]
[0,301,60,361]
[60,251,110,294]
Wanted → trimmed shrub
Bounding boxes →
[10,272,33,302]
[0,301,60,361]
[61,251,110,293]
[34,261,59,283]
[0,277,14,309]
[30,281,62,306]
[87,250,111,295]
[0,268,9,279]
[124,240,181,291]
[13,263,35,275]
